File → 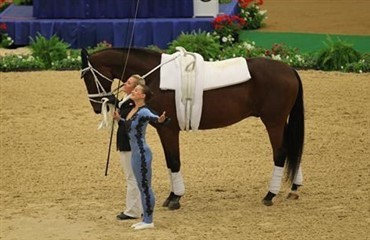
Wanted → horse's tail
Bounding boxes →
[285,69,305,182]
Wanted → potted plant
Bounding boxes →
[212,14,246,45]
[238,0,267,30]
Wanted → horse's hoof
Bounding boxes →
[162,192,175,207]
[168,200,181,210]
[262,199,273,206]
[162,198,171,207]
[287,192,299,200]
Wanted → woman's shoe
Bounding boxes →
[134,222,154,230]
[130,221,144,228]
[116,212,136,220]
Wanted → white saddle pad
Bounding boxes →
[159,52,251,131]
[160,53,251,91]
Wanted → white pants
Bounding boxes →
[119,151,142,218]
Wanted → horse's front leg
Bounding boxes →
[156,128,184,210]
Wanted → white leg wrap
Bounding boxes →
[167,169,173,191]
[293,165,303,186]
[170,171,185,196]
[268,166,284,195]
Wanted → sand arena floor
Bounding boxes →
[1,70,369,240]
[1,1,370,239]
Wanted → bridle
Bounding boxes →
[81,60,122,103]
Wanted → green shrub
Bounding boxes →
[1,23,14,48]
[1,32,368,73]
[86,40,112,54]
[51,58,80,70]
[167,31,222,61]
[263,43,307,69]
[218,41,265,60]
[29,33,70,68]
[344,53,370,73]
[0,2,11,13]
[0,33,14,48]
[315,36,361,71]
[51,50,81,70]
[296,52,317,70]
[13,0,33,5]
[146,45,165,53]
[0,54,45,72]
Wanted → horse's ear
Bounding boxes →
[81,48,89,71]
[82,47,89,55]
[81,48,89,59]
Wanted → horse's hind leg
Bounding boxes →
[262,123,287,206]
[287,165,303,200]
[263,122,304,205]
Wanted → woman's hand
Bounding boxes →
[158,111,166,123]
[113,111,121,121]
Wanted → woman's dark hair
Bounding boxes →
[138,83,154,102]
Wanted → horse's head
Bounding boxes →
[80,47,163,114]
[80,48,116,114]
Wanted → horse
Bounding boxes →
[80,47,305,209]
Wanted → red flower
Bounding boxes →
[238,0,253,9]
[238,0,263,8]
[0,23,7,31]
[212,14,246,34]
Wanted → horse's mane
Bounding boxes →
[92,47,162,59]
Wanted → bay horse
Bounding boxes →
[80,47,304,209]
